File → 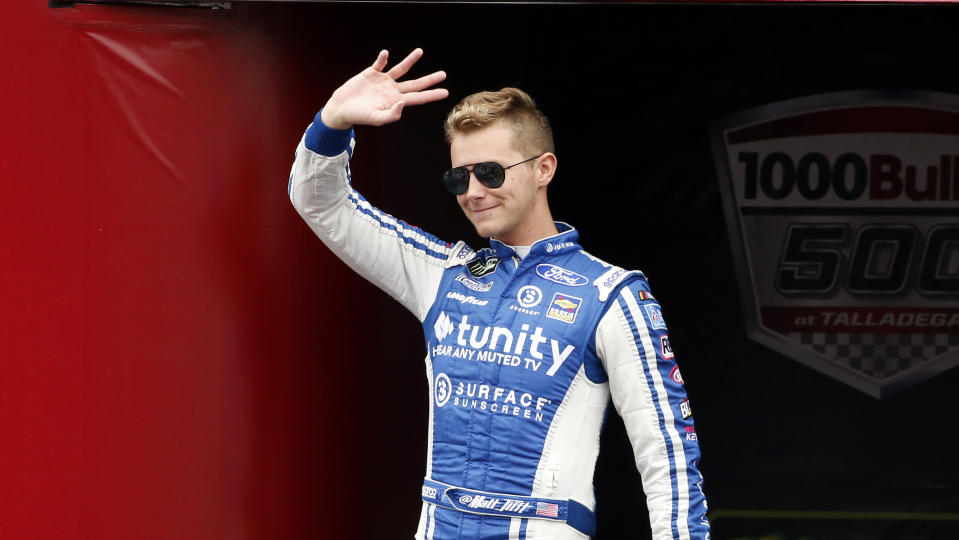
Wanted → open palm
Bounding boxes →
[321,48,448,129]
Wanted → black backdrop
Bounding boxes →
[262,3,959,538]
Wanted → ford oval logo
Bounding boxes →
[535,264,588,287]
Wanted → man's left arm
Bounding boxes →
[595,277,710,540]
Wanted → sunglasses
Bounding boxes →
[442,154,543,195]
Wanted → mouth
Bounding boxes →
[470,205,498,217]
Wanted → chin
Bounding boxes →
[470,221,500,239]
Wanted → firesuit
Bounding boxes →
[289,111,710,540]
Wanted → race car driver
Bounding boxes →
[288,48,710,540]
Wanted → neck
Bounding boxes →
[495,209,558,247]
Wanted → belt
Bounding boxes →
[421,478,596,537]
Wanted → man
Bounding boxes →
[289,48,710,540]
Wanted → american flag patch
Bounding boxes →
[536,502,559,518]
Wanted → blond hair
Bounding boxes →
[444,88,554,157]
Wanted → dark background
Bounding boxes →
[284,3,959,539]
[2,2,957,539]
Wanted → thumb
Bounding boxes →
[372,100,406,126]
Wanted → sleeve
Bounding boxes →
[594,277,710,540]
[288,110,461,321]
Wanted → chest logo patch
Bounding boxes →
[517,285,543,308]
[536,264,588,287]
[546,292,583,324]
[467,256,501,277]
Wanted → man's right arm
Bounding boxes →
[288,49,455,321]
[289,111,462,321]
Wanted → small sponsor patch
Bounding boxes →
[453,243,474,260]
[644,303,667,330]
[546,292,583,324]
[509,304,540,317]
[467,256,501,277]
[536,502,559,518]
[446,291,489,306]
[434,373,452,407]
[679,398,693,419]
[670,365,684,385]
[594,266,636,302]
[455,273,494,292]
[685,426,698,441]
[544,241,575,254]
[517,285,543,308]
[637,290,655,301]
[536,264,588,287]
[661,335,675,359]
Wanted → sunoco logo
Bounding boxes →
[713,90,959,397]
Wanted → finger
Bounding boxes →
[371,49,389,72]
[400,88,450,107]
[386,47,423,80]
[397,70,447,93]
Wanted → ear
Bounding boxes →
[535,152,558,187]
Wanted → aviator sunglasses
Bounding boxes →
[442,154,543,195]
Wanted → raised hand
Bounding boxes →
[320,48,448,130]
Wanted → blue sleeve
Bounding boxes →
[304,108,354,158]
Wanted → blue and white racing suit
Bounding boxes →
[289,111,710,540]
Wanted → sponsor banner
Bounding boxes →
[713,90,959,397]
[431,312,576,377]
[432,372,553,424]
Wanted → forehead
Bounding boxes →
[449,121,522,166]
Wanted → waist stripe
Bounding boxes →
[421,479,596,537]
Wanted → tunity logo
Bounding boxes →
[434,312,455,341]
[713,90,959,397]
[433,312,575,377]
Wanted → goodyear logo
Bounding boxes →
[546,293,583,324]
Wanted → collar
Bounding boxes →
[489,222,580,259]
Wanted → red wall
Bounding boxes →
[1,3,371,538]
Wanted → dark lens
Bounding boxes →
[442,166,470,195]
[472,162,506,188]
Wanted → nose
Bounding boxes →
[462,170,488,199]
